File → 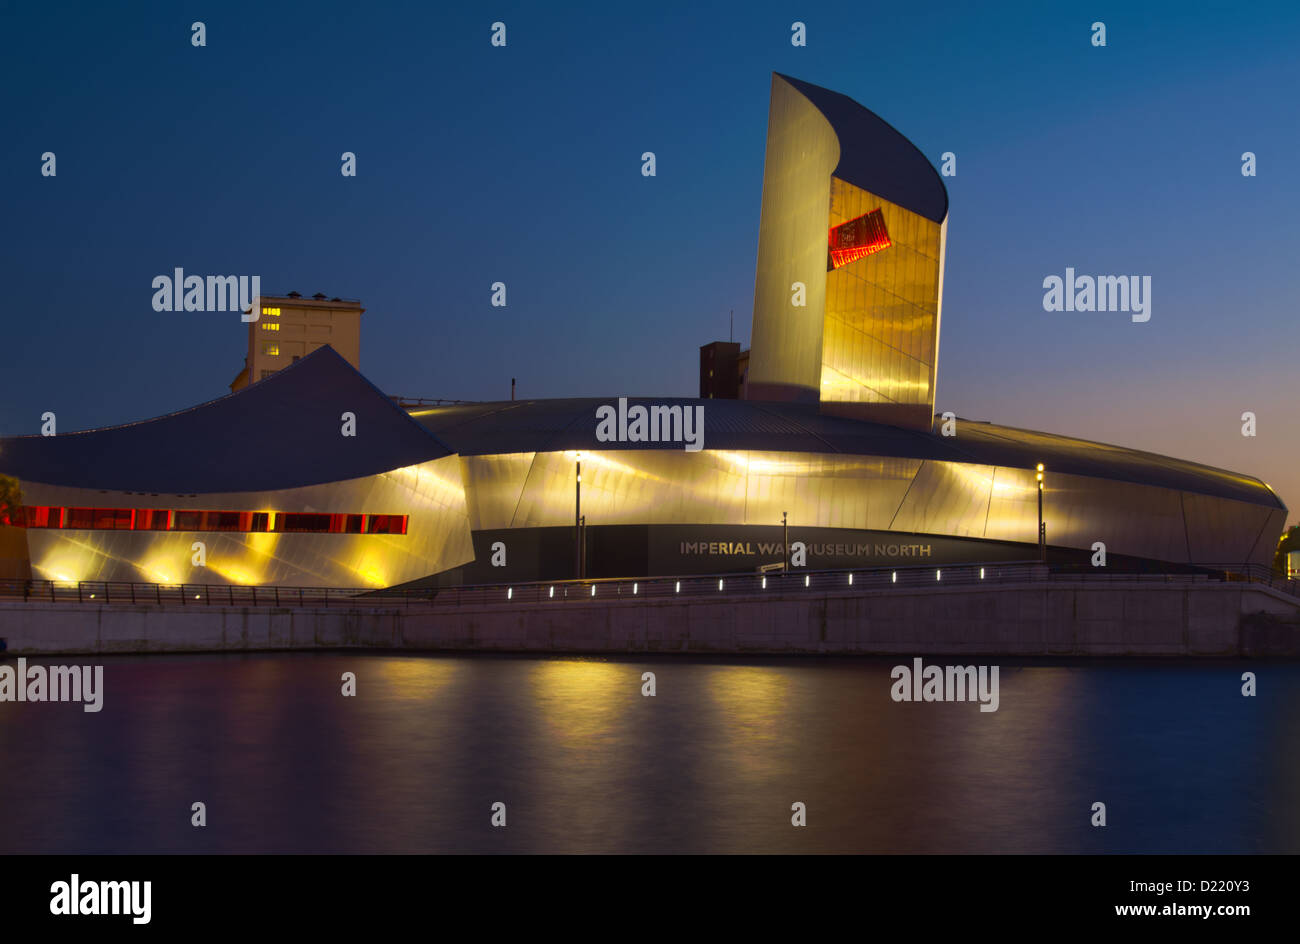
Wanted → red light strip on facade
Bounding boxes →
[17,506,408,535]
[828,208,892,269]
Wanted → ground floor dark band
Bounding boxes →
[412,524,1200,587]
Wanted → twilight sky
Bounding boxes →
[2,0,1297,525]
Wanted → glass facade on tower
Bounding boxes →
[821,179,944,429]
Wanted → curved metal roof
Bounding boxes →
[410,397,1284,510]
[0,348,1280,511]
[0,346,450,493]
[776,73,949,224]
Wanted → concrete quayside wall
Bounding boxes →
[1,578,1298,657]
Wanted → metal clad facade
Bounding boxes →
[746,75,840,403]
[457,449,1278,568]
[820,179,944,431]
[20,455,474,588]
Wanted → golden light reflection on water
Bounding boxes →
[529,660,629,752]
[707,665,792,712]
[705,665,793,775]
[2,656,1298,853]
[371,657,461,703]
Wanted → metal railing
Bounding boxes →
[0,561,1293,610]
[1047,562,1299,594]
[0,581,383,608]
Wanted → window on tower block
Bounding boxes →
[827,208,892,269]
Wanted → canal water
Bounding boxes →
[0,653,1294,853]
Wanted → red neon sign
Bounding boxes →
[828,209,891,269]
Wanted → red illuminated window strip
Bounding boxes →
[17,506,407,535]
[366,514,408,535]
[827,208,892,269]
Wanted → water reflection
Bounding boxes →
[0,653,1294,853]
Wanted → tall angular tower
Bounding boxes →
[747,74,949,431]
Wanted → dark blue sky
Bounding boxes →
[3,1,1297,522]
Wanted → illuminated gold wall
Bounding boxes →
[460,451,1282,567]
[821,179,946,431]
[15,446,1282,586]
[746,74,840,403]
[747,75,946,432]
[21,454,473,588]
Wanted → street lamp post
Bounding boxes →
[575,452,582,579]
[1036,463,1045,564]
